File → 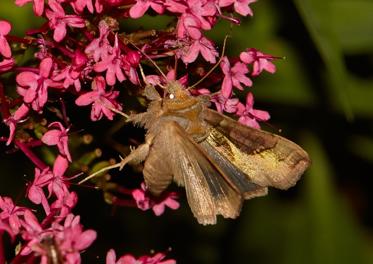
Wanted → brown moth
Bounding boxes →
[114,80,310,225]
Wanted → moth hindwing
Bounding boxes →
[122,81,310,225]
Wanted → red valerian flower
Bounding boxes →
[166,0,216,39]
[51,191,78,218]
[219,0,256,16]
[0,57,15,73]
[75,76,122,121]
[211,93,239,113]
[4,103,30,145]
[0,196,27,236]
[129,0,165,19]
[71,0,95,14]
[106,250,176,264]
[85,20,112,62]
[27,167,53,214]
[20,213,96,264]
[27,155,70,215]
[45,0,86,42]
[94,35,126,86]
[236,92,270,128]
[16,57,62,112]
[15,0,45,16]
[41,121,72,162]
[53,214,97,264]
[0,20,12,58]
[53,50,88,92]
[220,56,252,94]
[180,37,218,64]
[132,183,180,216]
[240,48,276,76]
[20,210,44,255]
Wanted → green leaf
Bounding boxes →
[293,0,353,120]
[347,135,373,163]
[330,0,373,54]
[301,133,369,264]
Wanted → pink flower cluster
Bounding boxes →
[106,249,176,264]
[0,196,95,264]
[132,183,180,216]
[0,0,279,263]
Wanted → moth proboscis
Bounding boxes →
[81,79,310,225]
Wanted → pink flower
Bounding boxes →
[94,35,126,86]
[180,37,218,64]
[21,213,96,264]
[27,155,70,214]
[0,57,15,73]
[0,20,12,58]
[27,167,53,214]
[53,50,87,92]
[4,103,30,145]
[132,183,180,216]
[122,50,140,85]
[220,56,252,95]
[51,191,78,218]
[85,20,112,62]
[16,57,62,112]
[129,0,165,19]
[106,250,176,264]
[46,0,86,42]
[132,186,151,211]
[41,122,72,162]
[166,0,217,39]
[236,92,270,128]
[54,214,97,264]
[219,0,256,16]
[15,0,45,16]
[20,210,43,251]
[144,253,176,264]
[0,196,27,235]
[75,76,122,121]
[152,192,179,216]
[71,0,95,13]
[240,48,276,76]
[177,14,203,40]
[211,93,239,113]
[52,65,82,91]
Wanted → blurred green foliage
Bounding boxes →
[1,0,373,264]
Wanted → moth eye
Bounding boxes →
[169,94,175,99]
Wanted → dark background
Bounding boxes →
[1,0,373,263]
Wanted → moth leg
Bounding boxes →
[118,142,150,170]
[78,136,153,184]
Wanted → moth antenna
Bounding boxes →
[138,57,166,90]
[70,182,100,190]
[78,162,122,184]
[138,63,148,85]
[189,35,230,90]
[129,40,168,80]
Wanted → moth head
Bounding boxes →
[143,85,161,101]
[166,81,190,101]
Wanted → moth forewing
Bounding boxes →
[201,108,311,190]
[153,121,244,225]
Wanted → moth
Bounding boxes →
[112,80,311,225]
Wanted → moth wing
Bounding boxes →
[161,121,243,225]
[202,109,310,190]
[199,140,268,200]
[143,134,174,196]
